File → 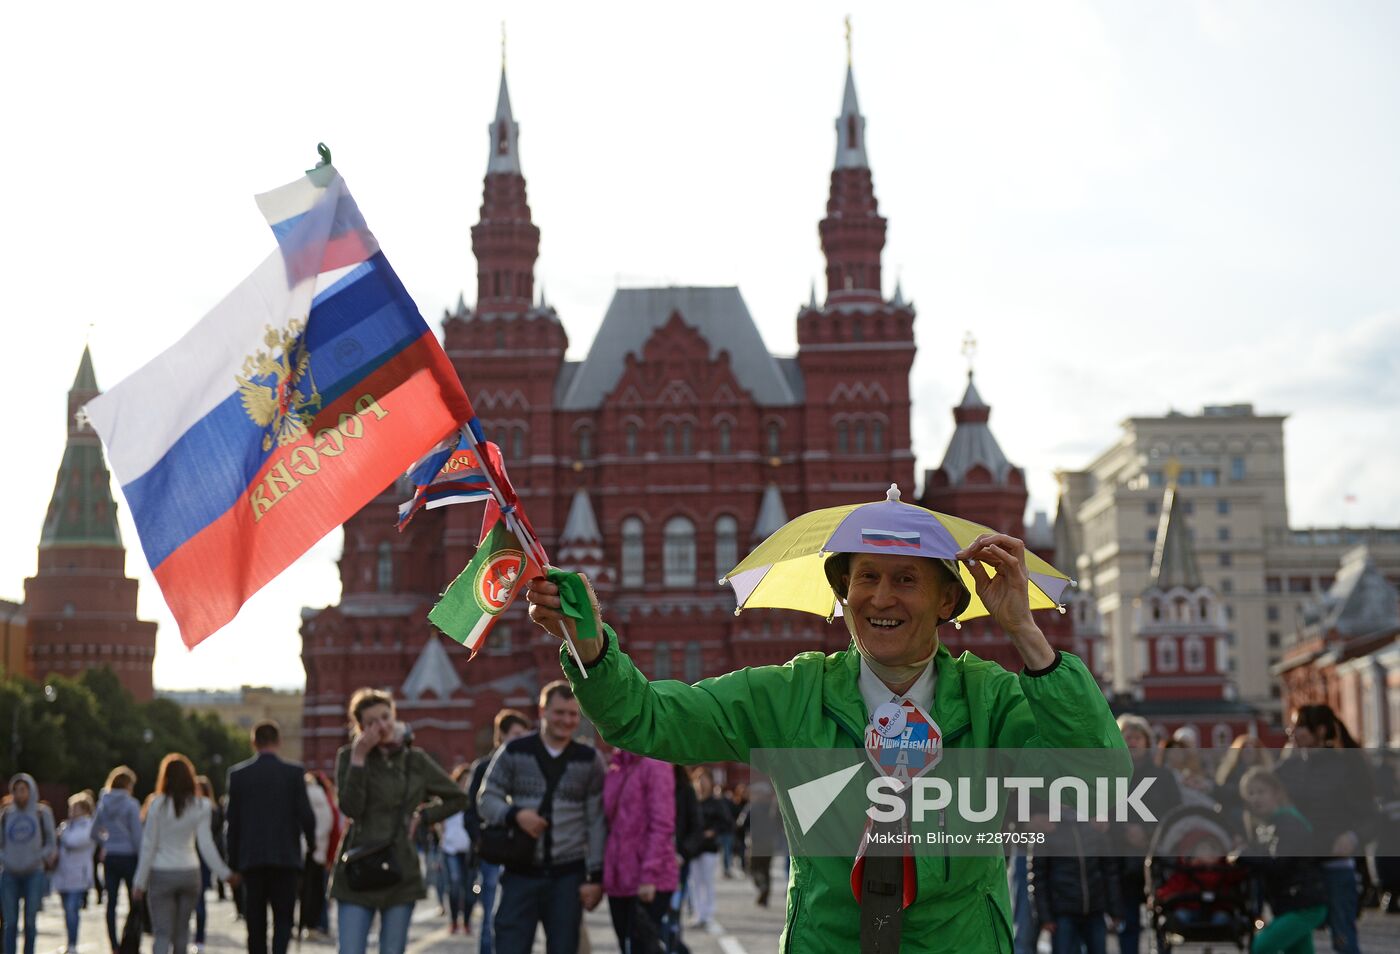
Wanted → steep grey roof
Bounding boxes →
[938,378,1012,485]
[554,361,581,405]
[1301,546,1400,637]
[559,287,798,409]
[753,483,789,539]
[401,636,463,700]
[834,67,869,170]
[1149,486,1202,590]
[560,488,601,544]
[775,357,806,402]
[486,69,521,175]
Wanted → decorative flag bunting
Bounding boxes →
[396,432,503,530]
[84,161,472,648]
[428,519,540,656]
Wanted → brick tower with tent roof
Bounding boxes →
[24,347,158,701]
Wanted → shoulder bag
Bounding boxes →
[341,752,414,891]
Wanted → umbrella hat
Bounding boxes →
[721,485,1073,623]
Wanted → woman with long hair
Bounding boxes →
[94,765,143,953]
[133,755,236,954]
[330,688,467,954]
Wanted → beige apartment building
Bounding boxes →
[1058,404,1400,716]
[159,686,305,763]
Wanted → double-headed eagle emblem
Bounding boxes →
[237,320,322,452]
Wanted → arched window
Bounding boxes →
[495,327,505,349]
[625,423,639,457]
[663,516,696,587]
[376,542,393,593]
[663,423,677,456]
[872,420,885,453]
[836,421,849,453]
[576,425,593,460]
[1184,636,1206,673]
[621,517,645,587]
[766,422,781,456]
[681,422,693,456]
[717,420,732,455]
[1157,639,1178,673]
[854,421,867,453]
[511,427,526,460]
[653,642,671,680]
[714,515,739,578]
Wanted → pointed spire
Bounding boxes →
[939,371,1011,484]
[559,489,604,569]
[891,278,905,307]
[73,345,97,391]
[44,346,121,548]
[1150,465,1202,590]
[401,636,464,701]
[834,67,869,170]
[486,68,521,175]
[753,483,789,540]
[808,280,818,309]
[455,292,467,316]
[538,284,548,309]
[560,488,601,545]
[958,371,987,410]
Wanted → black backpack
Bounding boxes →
[674,765,705,862]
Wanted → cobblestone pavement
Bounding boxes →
[29,873,1400,953]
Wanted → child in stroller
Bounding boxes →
[1146,805,1256,952]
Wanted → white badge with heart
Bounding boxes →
[870,701,907,739]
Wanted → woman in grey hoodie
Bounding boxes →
[94,766,143,951]
[0,773,58,954]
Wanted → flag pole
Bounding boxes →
[457,423,588,673]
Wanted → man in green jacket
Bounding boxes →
[526,532,1125,953]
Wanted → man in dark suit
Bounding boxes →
[226,720,316,954]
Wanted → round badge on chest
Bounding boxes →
[871,701,908,739]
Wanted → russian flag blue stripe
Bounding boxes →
[123,253,439,569]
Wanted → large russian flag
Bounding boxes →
[84,165,473,648]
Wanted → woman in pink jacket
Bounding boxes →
[603,750,678,953]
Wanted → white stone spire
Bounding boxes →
[753,483,789,539]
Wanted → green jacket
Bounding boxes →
[331,744,468,910]
[561,630,1126,953]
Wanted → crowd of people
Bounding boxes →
[0,687,786,954]
[1018,704,1400,954]
[0,702,1396,954]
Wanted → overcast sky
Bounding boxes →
[4,2,1397,690]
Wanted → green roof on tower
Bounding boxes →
[41,346,122,548]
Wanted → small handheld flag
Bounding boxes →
[428,520,538,657]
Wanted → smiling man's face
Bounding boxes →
[844,553,959,667]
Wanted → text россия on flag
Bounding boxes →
[84,166,473,648]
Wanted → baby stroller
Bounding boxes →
[1145,804,1256,953]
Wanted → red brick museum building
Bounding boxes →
[299,64,1071,771]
